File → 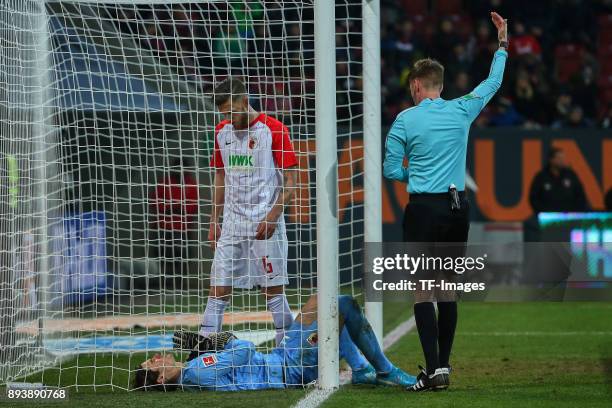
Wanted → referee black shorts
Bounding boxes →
[403,192,470,303]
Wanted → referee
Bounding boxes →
[383,12,508,391]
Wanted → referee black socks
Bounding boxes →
[437,301,458,369]
[414,302,440,375]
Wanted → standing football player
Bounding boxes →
[202,77,298,346]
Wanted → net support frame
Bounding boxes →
[314,0,339,391]
[32,0,53,345]
[362,0,383,344]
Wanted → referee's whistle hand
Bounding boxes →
[490,11,508,42]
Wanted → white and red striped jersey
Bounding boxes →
[211,113,298,237]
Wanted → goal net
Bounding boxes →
[0,0,366,389]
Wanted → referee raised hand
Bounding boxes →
[383,12,508,392]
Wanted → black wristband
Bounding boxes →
[499,41,509,50]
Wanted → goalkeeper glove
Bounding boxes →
[173,330,237,353]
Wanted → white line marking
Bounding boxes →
[456,331,612,336]
[292,315,416,408]
[293,388,336,408]
[383,316,416,350]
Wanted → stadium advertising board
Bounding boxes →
[288,128,610,239]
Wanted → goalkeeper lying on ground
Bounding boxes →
[133,295,416,391]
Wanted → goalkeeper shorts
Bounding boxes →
[211,228,289,289]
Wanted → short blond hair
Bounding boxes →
[408,59,444,90]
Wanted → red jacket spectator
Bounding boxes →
[509,22,542,57]
[150,171,199,232]
[510,35,542,56]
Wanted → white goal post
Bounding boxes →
[362,0,383,346]
[0,0,383,389]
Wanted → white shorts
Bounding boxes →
[211,228,289,289]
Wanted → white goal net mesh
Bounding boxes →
[0,0,365,389]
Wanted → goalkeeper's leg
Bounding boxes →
[338,295,392,374]
[286,295,415,386]
[339,326,378,385]
[338,295,416,387]
[339,326,369,371]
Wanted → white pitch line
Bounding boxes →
[293,388,336,408]
[383,316,416,350]
[292,315,416,408]
[457,331,612,336]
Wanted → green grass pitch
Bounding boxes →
[5,302,611,408]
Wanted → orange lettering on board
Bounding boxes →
[475,139,542,221]
[381,182,397,224]
[552,140,604,210]
[291,140,315,223]
[337,139,364,222]
[604,139,612,196]
[396,182,409,209]
[381,181,407,224]
[382,157,409,223]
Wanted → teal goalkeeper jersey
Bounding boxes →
[180,339,285,391]
[383,49,508,193]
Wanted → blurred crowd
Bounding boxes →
[106,3,318,124]
[381,0,612,128]
[104,0,612,128]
